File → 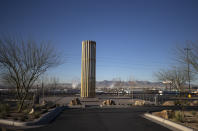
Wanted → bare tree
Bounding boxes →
[175,42,198,92]
[189,43,198,73]
[0,36,61,112]
[155,67,190,92]
[155,69,174,90]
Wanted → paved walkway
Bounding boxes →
[25,107,170,131]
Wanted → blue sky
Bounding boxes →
[0,0,198,83]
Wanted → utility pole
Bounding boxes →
[184,48,191,93]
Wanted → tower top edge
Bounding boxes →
[82,40,96,44]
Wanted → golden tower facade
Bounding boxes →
[81,40,96,98]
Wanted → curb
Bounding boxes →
[0,106,65,128]
[67,105,85,108]
[143,113,194,131]
[33,106,65,125]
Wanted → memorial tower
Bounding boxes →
[81,40,96,98]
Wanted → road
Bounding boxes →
[25,107,170,131]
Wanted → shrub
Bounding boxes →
[0,103,10,113]
[56,104,60,107]
[183,100,190,106]
[0,103,10,118]
[33,112,41,119]
[191,111,197,116]
[174,111,185,122]
[0,112,6,118]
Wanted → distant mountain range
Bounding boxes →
[0,80,165,89]
[2,80,197,90]
[96,80,164,89]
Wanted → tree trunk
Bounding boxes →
[18,93,27,112]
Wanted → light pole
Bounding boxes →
[184,48,191,93]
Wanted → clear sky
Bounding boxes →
[0,0,198,83]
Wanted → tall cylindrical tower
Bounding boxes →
[81,40,96,98]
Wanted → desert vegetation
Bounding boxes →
[153,110,198,130]
[0,35,61,120]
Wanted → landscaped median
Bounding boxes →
[0,106,65,129]
[143,112,195,131]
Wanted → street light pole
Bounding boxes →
[184,48,191,93]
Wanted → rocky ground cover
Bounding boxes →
[153,110,198,130]
[69,98,81,106]
[102,99,116,105]
[133,100,154,106]
[0,100,57,122]
[153,100,198,130]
